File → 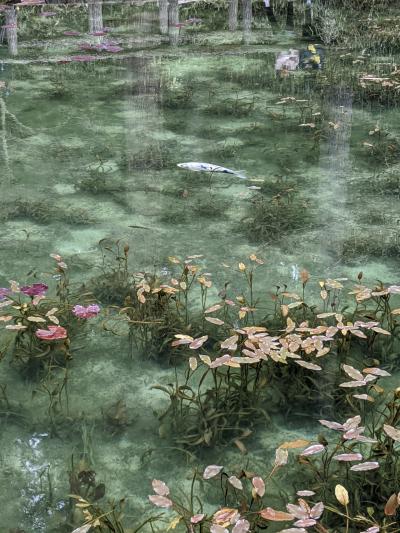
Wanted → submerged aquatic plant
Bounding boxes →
[0,253,95,435]
[242,191,313,243]
[147,388,400,531]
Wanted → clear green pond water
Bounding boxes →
[0,1,399,531]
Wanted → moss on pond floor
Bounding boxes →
[1,1,400,530]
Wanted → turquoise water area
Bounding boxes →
[0,1,399,531]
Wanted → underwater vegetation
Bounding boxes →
[75,173,127,196]
[241,191,313,243]
[13,249,395,532]
[204,92,255,118]
[2,1,400,532]
[341,231,400,262]
[119,141,176,171]
[2,199,95,226]
[158,76,194,109]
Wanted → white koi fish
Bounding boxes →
[177,162,247,179]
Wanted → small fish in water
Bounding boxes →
[247,186,261,191]
[177,162,247,180]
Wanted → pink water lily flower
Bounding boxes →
[36,325,67,341]
[21,283,48,297]
[72,304,100,319]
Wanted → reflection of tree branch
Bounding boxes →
[0,96,13,184]
[229,0,238,31]
[0,95,34,185]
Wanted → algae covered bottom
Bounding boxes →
[0,1,399,532]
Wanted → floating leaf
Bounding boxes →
[203,465,223,479]
[279,439,310,449]
[189,335,208,349]
[191,514,205,524]
[343,415,361,430]
[205,304,222,314]
[210,526,228,533]
[259,508,294,521]
[353,394,374,402]
[199,354,212,366]
[277,530,307,533]
[148,495,173,508]
[228,476,243,490]
[213,508,239,526]
[384,493,399,516]
[275,448,289,467]
[371,326,390,335]
[294,519,316,527]
[342,364,364,381]
[335,485,349,506]
[286,503,308,519]
[339,380,366,388]
[350,462,379,472]
[319,420,343,430]
[189,357,198,371]
[383,424,400,442]
[333,453,363,462]
[363,367,391,377]
[210,354,232,368]
[232,518,250,533]
[27,316,47,323]
[316,312,336,319]
[287,301,303,309]
[300,444,325,456]
[310,502,324,519]
[252,476,265,497]
[221,335,238,350]
[205,317,225,325]
[295,361,322,371]
[152,479,169,496]
[360,436,379,444]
